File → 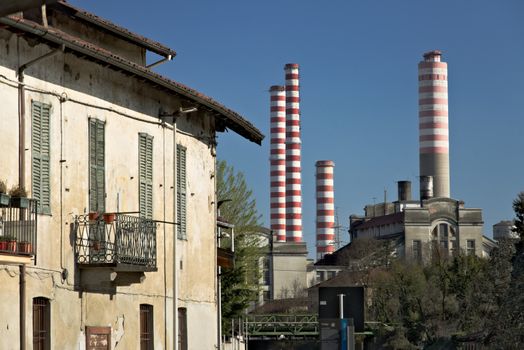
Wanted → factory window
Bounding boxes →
[466,240,476,256]
[439,223,448,238]
[31,101,52,215]
[316,271,325,283]
[412,240,422,262]
[33,297,51,350]
[140,304,154,350]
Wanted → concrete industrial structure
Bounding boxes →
[0,2,262,349]
[349,181,484,260]
[419,50,451,198]
[493,220,518,240]
[264,65,309,301]
[316,160,335,260]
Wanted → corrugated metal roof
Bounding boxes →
[0,15,264,144]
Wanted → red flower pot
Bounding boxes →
[103,213,116,224]
[88,212,99,222]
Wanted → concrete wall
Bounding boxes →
[0,29,218,349]
[271,242,308,299]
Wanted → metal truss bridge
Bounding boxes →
[244,314,319,338]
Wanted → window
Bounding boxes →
[467,240,476,256]
[439,223,448,238]
[89,119,105,213]
[262,257,270,285]
[413,240,422,262]
[140,304,154,350]
[327,271,337,279]
[178,308,188,350]
[263,291,271,302]
[139,134,154,219]
[176,145,187,239]
[32,101,51,214]
[33,297,50,350]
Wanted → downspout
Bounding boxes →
[17,44,65,189]
[170,106,196,350]
[20,265,26,350]
[146,54,172,69]
[16,43,64,350]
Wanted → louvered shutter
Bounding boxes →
[31,101,51,214]
[139,133,154,219]
[89,119,105,213]
[176,145,187,239]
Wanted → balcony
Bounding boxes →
[0,199,37,263]
[74,213,157,272]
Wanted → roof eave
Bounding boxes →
[0,16,264,145]
[51,1,177,58]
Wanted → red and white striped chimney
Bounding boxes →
[285,63,302,242]
[270,86,287,242]
[418,50,450,198]
[316,160,335,260]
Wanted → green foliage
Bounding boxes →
[369,192,524,348]
[217,160,264,335]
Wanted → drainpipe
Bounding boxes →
[16,44,64,350]
[17,45,64,189]
[20,264,26,350]
[146,54,172,69]
[169,106,196,350]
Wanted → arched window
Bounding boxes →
[430,222,458,256]
[33,297,50,350]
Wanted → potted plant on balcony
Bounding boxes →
[0,180,10,207]
[8,185,29,209]
[103,212,116,224]
[19,241,33,254]
[0,236,8,251]
[1,235,17,253]
[88,212,100,222]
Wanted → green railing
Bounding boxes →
[245,314,319,337]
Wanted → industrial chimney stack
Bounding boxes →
[285,63,302,242]
[316,160,335,260]
[269,86,287,242]
[418,50,450,198]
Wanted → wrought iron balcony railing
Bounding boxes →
[0,199,38,257]
[74,213,157,271]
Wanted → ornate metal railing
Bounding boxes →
[0,199,38,256]
[74,213,156,269]
[245,314,319,337]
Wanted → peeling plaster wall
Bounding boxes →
[0,29,218,349]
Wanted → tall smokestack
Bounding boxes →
[316,160,335,260]
[270,86,287,242]
[285,63,302,242]
[418,50,450,198]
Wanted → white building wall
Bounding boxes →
[0,29,218,349]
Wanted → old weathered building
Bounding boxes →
[0,2,262,349]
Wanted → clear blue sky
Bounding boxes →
[71,0,524,253]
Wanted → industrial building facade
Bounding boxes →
[0,2,262,349]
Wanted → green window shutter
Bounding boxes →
[139,133,154,219]
[89,119,105,213]
[176,145,187,239]
[31,101,51,214]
